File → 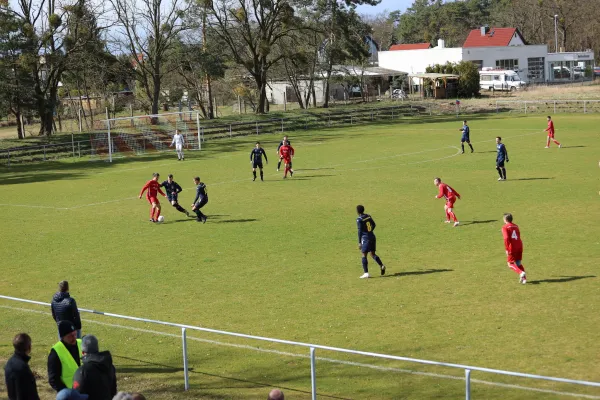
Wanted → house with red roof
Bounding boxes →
[378,26,594,84]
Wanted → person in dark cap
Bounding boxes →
[48,321,82,392]
[56,388,88,400]
[4,332,40,400]
[51,281,82,339]
[73,335,117,400]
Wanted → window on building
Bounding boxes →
[493,75,501,81]
[496,59,519,71]
[480,75,491,82]
[471,60,483,70]
[527,57,545,81]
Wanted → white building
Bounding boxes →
[379,27,594,84]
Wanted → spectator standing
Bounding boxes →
[51,281,82,338]
[73,335,117,400]
[4,333,40,400]
[48,321,82,392]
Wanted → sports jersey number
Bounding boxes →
[366,221,373,232]
[511,230,518,240]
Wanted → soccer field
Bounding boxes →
[0,114,599,399]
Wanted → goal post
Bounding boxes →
[91,111,202,162]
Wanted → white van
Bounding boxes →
[479,69,526,91]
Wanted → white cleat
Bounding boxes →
[544,146,549,148]
[444,220,452,223]
[498,177,505,181]
[558,144,562,148]
[453,221,460,227]
[519,272,527,284]
[359,273,370,279]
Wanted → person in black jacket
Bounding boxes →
[51,281,82,338]
[72,335,117,400]
[4,333,40,400]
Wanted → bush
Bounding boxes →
[426,61,480,98]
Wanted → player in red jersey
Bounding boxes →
[544,115,561,148]
[501,213,526,284]
[434,177,460,227]
[139,172,166,222]
[278,141,295,178]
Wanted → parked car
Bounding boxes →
[594,66,600,77]
[572,66,585,78]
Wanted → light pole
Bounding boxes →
[554,14,559,52]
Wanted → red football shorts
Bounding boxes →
[147,196,159,205]
[507,251,523,264]
[283,157,292,165]
[445,198,456,208]
[547,132,555,138]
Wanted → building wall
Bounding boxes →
[378,47,463,75]
[379,45,549,83]
[462,45,548,81]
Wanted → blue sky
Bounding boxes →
[355,0,412,16]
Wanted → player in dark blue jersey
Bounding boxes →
[250,142,268,181]
[459,120,474,153]
[191,176,208,223]
[496,136,509,181]
[356,205,386,279]
[276,136,292,172]
[161,174,190,217]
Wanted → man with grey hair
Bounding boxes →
[72,335,117,400]
[268,389,284,400]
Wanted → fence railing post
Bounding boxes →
[256,122,259,135]
[7,150,10,167]
[78,142,81,158]
[465,369,471,400]
[584,100,587,114]
[43,145,46,161]
[554,100,556,113]
[310,347,317,400]
[196,112,201,150]
[182,328,189,391]
[281,119,284,132]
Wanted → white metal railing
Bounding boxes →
[495,99,600,114]
[2,295,599,399]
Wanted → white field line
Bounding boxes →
[0,130,541,211]
[1,305,598,399]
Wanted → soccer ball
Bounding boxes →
[157,216,165,223]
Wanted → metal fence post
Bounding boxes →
[78,142,81,158]
[182,328,189,391]
[196,112,201,150]
[281,119,284,132]
[310,347,317,400]
[230,124,232,138]
[43,145,46,161]
[524,101,527,114]
[7,150,10,167]
[465,369,471,400]
[256,122,259,135]
[584,101,587,114]
[106,109,113,163]
[496,101,499,113]
[554,101,556,113]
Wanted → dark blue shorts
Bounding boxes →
[461,135,470,143]
[194,197,208,209]
[253,161,263,169]
[360,237,376,253]
[496,160,505,168]
[167,194,178,203]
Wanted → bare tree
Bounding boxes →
[205,0,302,114]
[109,0,189,121]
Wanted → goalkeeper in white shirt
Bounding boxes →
[170,130,185,160]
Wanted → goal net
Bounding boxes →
[90,111,202,162]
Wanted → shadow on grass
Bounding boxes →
[163,214,230,224]
[461,219,499,225]
[213,218,258,223]
[560,145,586,149]
[383,268,453,278]
[511,177,554,181]
[114,355,351,399]
[528,275,596,285]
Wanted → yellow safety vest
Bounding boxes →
[52,339,82,389]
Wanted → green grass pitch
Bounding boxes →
[0,114,599,400]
